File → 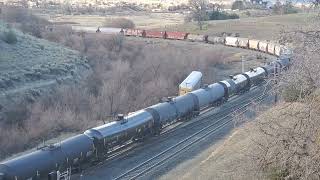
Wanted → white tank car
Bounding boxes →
[187,34,206,42]
[72,26,98,33]
[232,74,250,93]
[264,60,284,75]
[173,94,197,119]
[225,37,238,47]
[281,46,292,56]
[99,27,122,34]
[179,71,202,96]
[276,56,291,68]
[244,67,267,85]
[219,79,237,97]
[189,83,225,110]
[262,62,276,76]
[207,36,225,44]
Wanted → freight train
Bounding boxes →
[0,28,292,180]
[71,27,290,57]
[122,29,290,57]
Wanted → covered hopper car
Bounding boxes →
[179,71,203,96]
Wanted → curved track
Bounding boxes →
[76,84,273,180]
[114,92,268,180]
[71,30,289,179]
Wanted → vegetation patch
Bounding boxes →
[104,18,135,29]
[272,1,299,15]
[1,29,18,44]
[208,11,239,21]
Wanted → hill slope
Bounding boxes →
[0,21,91,120]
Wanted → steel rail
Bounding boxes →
[113,91,269,180]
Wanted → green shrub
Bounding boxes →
[0,7,50,38]
[2,30,18,44]
[208,11,240,20]
[282,83,313,102]
[104,18,135,29]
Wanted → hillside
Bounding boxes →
[160,13,320,179]
[169,93,320,179]
[164,13,313,39]
[0,21,91,120]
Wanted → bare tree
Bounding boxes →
[248,16,320,179]
[188,0,208,30]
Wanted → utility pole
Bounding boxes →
[274,62,278,103]
[241,55,245,73]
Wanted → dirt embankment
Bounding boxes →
[167,124,266,180]
[0,21,91,121]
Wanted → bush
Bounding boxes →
[272,0,298,15]
[282,83,313,102]
[0,7,50,38]
[2,30,18,44]
[20,21,43,38]
[208,11,240,20]
[104,18,135,29]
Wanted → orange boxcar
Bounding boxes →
[142,30,165,38]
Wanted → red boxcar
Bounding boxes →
[142,30,165,38]
[165,31,189,40]
[124,29,143,37]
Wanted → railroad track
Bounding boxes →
[160,83,270,136]
[77,84,271,179]
[112,87,270,180]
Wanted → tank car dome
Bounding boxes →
[84,129,104,140]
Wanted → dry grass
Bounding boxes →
[36,12,185,29]
[37,11,315,40]
[164,13,314,40]
[166,126,266,180]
